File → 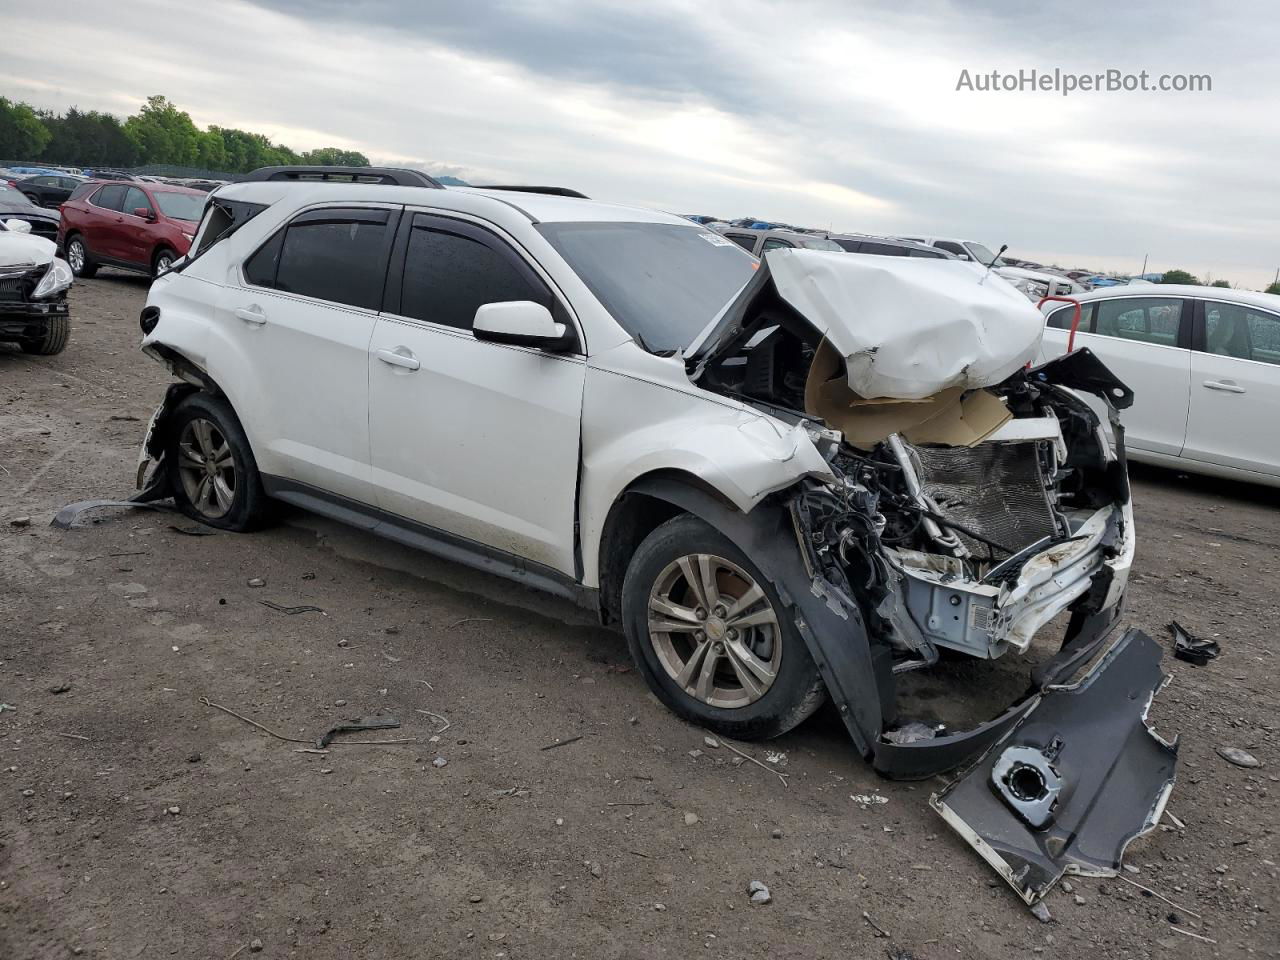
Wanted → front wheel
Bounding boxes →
[621,514,827,740]
[165,392,270,531]
[19,315,70,355]
[153,247,177,277]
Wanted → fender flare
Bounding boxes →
[626,474,890,760]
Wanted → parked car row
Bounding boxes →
[59,180,205,279]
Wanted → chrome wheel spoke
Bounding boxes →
[192,419,216,458]
[210,444,234,470]
[693,643,721,702]
[696,554,721,611]
[674,640,711,690]
[212,474,235,511]
[677,556,708,611]
[195,476,214,510]
[649,595,701,624]
[178,442,205,467]
[724,638,776,691]
[724,581,764,620]
[727,605,779,631]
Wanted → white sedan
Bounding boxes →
[1040,285,1280,487]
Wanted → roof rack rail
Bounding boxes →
[472,185,589,199]
[240,166,443,188]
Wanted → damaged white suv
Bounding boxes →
[136,168,1175,901]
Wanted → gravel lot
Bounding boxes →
[2,273,1276,959]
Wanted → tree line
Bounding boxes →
[0,95,369,173]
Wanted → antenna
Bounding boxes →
[978,243,1008,283]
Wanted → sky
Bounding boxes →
[4,0,1278,288]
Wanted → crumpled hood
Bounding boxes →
[691,249,1046,401]
[0,232,55,269]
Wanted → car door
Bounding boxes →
[1041,296,1192,456]
[118,186,155,266]
[367,211,586,576]
[222,205,399,505]
[84,183,128,259]
[722,232,759,254]
[25,176,56,206]
[1182,299,1280,476]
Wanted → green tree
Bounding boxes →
[1210,279,1231,288]
[123,95,203,165]
[40,108,138,166]
[0,97,52,159]
[1160,269,1199,285]
[1266,282,1280,296]
[300,147,370,166]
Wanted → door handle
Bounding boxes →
[375,347,420,371]
[1202,379,1246,394]
[235,305,267,325]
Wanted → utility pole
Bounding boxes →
[1140,254,1148,277]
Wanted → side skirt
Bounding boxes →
[261,475,599,613]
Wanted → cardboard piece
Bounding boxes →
[804,338,1011,448]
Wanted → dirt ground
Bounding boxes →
[2,273,1276,960]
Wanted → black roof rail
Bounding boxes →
[240,166,443,188]
[471,185,589,199]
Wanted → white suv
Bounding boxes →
[136,166,1150,792]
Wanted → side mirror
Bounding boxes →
[957,253,971,261]
[133,207,156,220]
[4,218,32,234]
[472,301,571,351]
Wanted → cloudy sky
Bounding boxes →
[6,0,1278,286]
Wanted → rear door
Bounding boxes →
[222,204,399,504]
[84,184,128,259]
[367,211,586,575]
[1182,299,1280,476]
[1041,295,1192,455]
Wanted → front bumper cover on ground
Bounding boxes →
[931,628,1177,904]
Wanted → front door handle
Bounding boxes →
[376,347,421,371]
[235,305,267,325]
[1203,379,1246,394]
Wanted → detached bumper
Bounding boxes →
[931,628,1177,904]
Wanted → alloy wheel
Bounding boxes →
[176,417,237,518]
[67,239,84,273]
[155,253,173,275]
[647,553,782,709]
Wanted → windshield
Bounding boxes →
[965,241,999,265]
[537,221,757,352]
[798,235,845,251]
[153,191,205,221]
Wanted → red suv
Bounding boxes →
[58,181,207,279]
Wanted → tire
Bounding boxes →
[165,392,270,532]
[19,315,70,355]
[621,513,827,740]
[64,235,98,279]
[153,247,177,277]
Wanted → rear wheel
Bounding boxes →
[622,514,827,740]
[165,392,269,531]
[65,236,98,278]
[19,315,70,355]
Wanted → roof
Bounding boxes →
[1046,284,1280,312]
[142,183,210,197]
[211,180,686,226]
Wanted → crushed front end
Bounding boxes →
[688,251,1177,904]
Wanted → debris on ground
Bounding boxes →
[259,600,325,616]
[882,722,937,745]
[540,735,583,751]
[246,577,266,588]
[432,756,448,768]
[851,793,889,807]
[683,811,699,825]
[48,682,72,695]
[200,697,416,748]
[1030,901,1053,923]
[168,524,215,536]
[861,910,889,936]
[1216,746,1261,768]
[1168,621,1221,666]
[317,716,402,749]
[748,880,771,904]
[50,499,172,529]
[9,516,32,527]
[703,735,720,749]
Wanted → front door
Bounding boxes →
[1182,299,1280,476]
[368,212,585,575]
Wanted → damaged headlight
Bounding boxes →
[32,257,73,300]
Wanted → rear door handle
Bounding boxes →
[375,347,420,371]
[235,305,267,325]
[1202,379,1246,394]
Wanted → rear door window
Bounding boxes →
[92,185,127,211]
[761,237,793,252]
[1094,297,1185,346]
[723,233,757,252]
[1202,302,1280,366]
[247,207,397,311]
[123,187,152,217]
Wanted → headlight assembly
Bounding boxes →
[32,257,74,299]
